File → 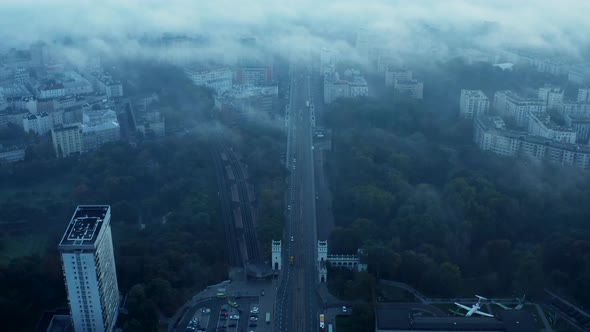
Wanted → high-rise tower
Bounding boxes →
[58,205,120,332]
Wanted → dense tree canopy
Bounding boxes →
[325,63,590,304]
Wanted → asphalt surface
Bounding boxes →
[274,61,321,332]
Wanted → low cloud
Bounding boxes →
[1,0,589,64]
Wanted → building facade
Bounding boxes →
[394,79,423,100]
[474,116,590,169]
[81,109,120,152]
[52,123,83,157]
[459,90,489,119]
[565,114,590,143]
[493,91,546,128]
[577,88,590,103]
[58,205,120,332]
[527,112,576,143]
[23,112,52,135]
[385,68,413,87]
[185,67,233,94]
[538,84,564,110]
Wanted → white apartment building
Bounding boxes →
[493,91,546,128]
[577,88,590,103]
[459,90,490,119]
[0,90,6,111]
[88,72,123,99]
[58,205,120,332]
[527,113,576,143]
[324,72,350,104]
[474,116,590,169]
[23,112,52,135]
[558,101,590,118]
[38,82,66,99]
[52,123,83,157]
[63,71,94,95]
[394,79,423,100]
[538,84,564,110]
[565,114,590,143]
[82,109,120,152]
[385,68,413,87]
[184,67,233,94]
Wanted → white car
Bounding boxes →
[201,308,211,314]
[290,236,294,242]
[342,306,347,313]
[229,315,240,320]
[250,307,259,314]
[250,316,258,321]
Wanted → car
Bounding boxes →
[201,308,211,314]
[342,306,347,313]
[287,205,291,210]
[221,312,228,317]
[261,290,265,296]
[250,307,259,314]
[292,165,296,169]
[290,236,294,242]
[229,315,240,320]
[250,316,258,321]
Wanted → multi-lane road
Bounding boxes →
[275,61,322,332]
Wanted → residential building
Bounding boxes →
[0,144,25,163]
[474,116,590,169]
[234,66,272,86]
[62,71,94,95]
[81,109,120,152]
[323,72,350,104]
[565,114,590,143]
[459,90,490,119]
[394,79,423,100]
[493,91,546,127]
[184,66,233,94]
[538,84,564,110]
[349,76,369,98]
[385,68,412,87]
[375,306,538,332]
[130,94,165,137]
[87,71,123,98]
[23,112,52,135]
[577,88,590,103]
[52,123,83,157]
[558,101,590,118]
[37,82,66,99]
[58,205,120,332]
[0,107,28,128]
[527,112,576,143]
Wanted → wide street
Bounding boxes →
[275,61,321,332]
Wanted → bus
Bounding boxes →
[319,314,325,330]
[265,312,271,324]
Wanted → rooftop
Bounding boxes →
[462,90,488,98]
[376,306,538,332]
[58,205,110,249]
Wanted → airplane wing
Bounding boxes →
[454,303,472,311]
[473,310,494,318]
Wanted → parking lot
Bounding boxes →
[177,296,272,332]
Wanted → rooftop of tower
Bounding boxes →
[58,205,110,249]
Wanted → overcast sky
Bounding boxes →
[1,0,589,62]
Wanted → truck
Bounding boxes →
[265,312,271,324]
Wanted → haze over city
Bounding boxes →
[1,1,590,332]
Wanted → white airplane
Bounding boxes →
[454,295,494,317]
